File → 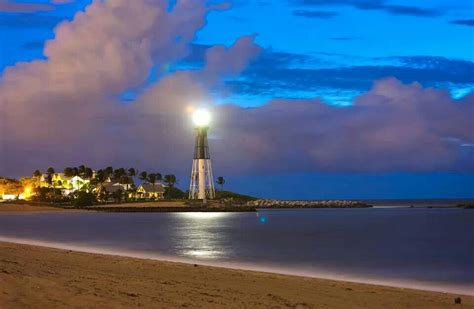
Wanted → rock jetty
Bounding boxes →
[246,199,370,208]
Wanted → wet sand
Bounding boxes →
[0,242,472,308]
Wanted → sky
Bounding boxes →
[0,0,473,199]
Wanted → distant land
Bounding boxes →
[363,199,474,207]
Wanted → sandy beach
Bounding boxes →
[0,203,76,213]
[0,202,187,213]
[0,202,258,214]
[0,242,472,308]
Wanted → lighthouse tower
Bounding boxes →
[189,109,215,200]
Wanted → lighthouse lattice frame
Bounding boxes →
[189,126,215,200]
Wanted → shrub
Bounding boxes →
[215,191,257,201]
[72,191,96,207]
[33,187,67,203]
[165,187,186,199]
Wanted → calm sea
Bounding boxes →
[0,208,472,295]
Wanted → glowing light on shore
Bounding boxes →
[22,186,33,199]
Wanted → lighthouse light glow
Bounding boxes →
[192,109,211,127]
[189,108,215,200]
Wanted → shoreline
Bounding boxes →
[1,241,472,308]
[0,236,472,297]
[1,201,372,213]
[1,202,468,214]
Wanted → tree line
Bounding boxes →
[31,165,184,205]
[34,165,178,189]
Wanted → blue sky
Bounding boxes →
[2,0,473,106]
[1,0,473,199]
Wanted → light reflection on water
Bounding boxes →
[175,212,231,259]
[177,212,231,220]
[0,208,472,294]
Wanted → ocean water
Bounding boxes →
[0,208,472,295]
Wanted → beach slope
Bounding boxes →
[0,242,472,308]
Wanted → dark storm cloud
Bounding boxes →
[290,0,441,17]
[292,9,339,19]
[450,19,474,26]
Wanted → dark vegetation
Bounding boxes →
[215,190,258,201]
[28,165,183,206]
[457,201,474,209]
[165,187,186,199]
[72,192,97,207]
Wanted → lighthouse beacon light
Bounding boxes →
[192,109,211,127]
[189,108,215,201]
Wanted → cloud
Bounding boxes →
[184,44,313,69]
[51,0,74,4]
[292,10,339,19]
[182,48,474,100]
[226,54,474,99]
[0,0,53,12]
[213,78,473,173]
[450,19,474,27]
[202,35,262,80]
[290,0,441,17]
[0,0,207,168]
[0,0,261,177]
[0,0,472,180]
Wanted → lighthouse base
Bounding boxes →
[189,158,215,200]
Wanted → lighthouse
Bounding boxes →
[189,109,215,201]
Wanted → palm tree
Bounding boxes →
[125,168,136,193]
[33,170,41,187]
[47,167,55,189]
[93,169,106,184]
[84,167,93,179]
[155,172,162,182]
[216,176,225,191]
[139,171,148,183]
[163,175,177,199]
[119,175,131,191]
[164,174,177,188]
[78,165,86,176]
[113,168,126,183]
[64,167,74,177]
[147,174,158,199]
[104,166,114,179]
[128,168,136,178]
[45,174,53,188]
